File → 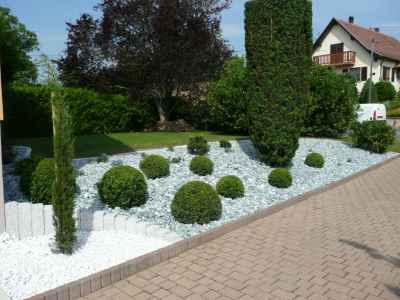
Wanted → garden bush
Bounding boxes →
[98,166,147,209]
[208,57,249,133]
[6,84,158,137]
[304,65,359,138]
[187,136,209,155]
[30,158,55,204]
[268,168,292,189]
[14,155,44,197]
[216,176,245,199]
[245,0,312,167]
[375,81,397,102]
[305,153,325,168]
[139,154,170,179]
[219,140,232,149]
[351,121,395,153]
[171,181,222,224]
[359,79,378,103]
[190,156,214,176]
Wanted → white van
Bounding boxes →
[357,104,386,123]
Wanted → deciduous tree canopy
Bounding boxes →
[58,0,233,122]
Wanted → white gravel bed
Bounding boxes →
[72,138,396,238]
[0,231,170,300]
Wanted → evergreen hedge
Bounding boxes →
[245,0,312,167]
[6,84,158,137]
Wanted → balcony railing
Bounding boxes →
[313,51,356,66]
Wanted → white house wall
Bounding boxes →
[313,24,400,93]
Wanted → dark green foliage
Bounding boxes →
[190,156,214,176]
[245,0,312,167]
[0,7,38,84]
[305,153,325,168]
[30,158,55,204]
[351,121,395,153]
[171,181,222,224]
[97,153,109,163]
[375,81,397,102]
[187,136,209,155]
[216,176,245,199]
[14,155,43,197]
[219,140,232,149]
[268,168,293,189]
[51,92,76,254]
[208,58,249,133]
[6,84,158,138]
[304,65,359,138]
[98,166,147,209]
[359,79,378,103]
[139,154,170,179]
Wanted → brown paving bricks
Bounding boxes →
[78,157,400,300]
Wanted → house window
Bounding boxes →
[383,66,391,81]
[392,69,396,82]
[348,67,368,82]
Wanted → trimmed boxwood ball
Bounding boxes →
[305,153,325,168]
[219,140,232,149]
[216,176,245,199]
[14,155,44,197]
[190,156,214,176]
[187,136,209,155]
[30,158,55,204]
[268,168,292,189]
[98,166,147,209]
[139,154,170,179]
[171,181,222,224]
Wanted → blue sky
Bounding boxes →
[2,0,400,59]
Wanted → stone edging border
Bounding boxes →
[26,154,400,300]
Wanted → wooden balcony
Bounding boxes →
[313,51,356,67]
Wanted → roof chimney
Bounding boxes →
[349,16,354,24]
[374,27,380,32]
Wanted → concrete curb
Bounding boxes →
[25,155,400,300]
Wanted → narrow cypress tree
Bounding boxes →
[245,0,312,166]
[359,79,378,103]
[51,91,76,254]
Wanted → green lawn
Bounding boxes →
[10,131,247,158]
[340,136,400,153]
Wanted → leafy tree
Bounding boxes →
[359,79,378,103]
[304,65,358,138]
[208,57,248,133]
[51,91,76,254]
[375,81,396,102]
[0,6,38,84]
[58,0,232,123]
[245,0,312,167]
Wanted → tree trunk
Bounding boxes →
[155,97,167,123]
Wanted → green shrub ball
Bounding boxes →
[305,153,325,168]
[351,121,395,153]
[98,166,147,209]
[216,176,245,199]
[268,168,293,189]
[14,155,44,197]
[187,136,209,155]
[30,158,55,204]
[139,154,170,179]
[190,156,214,176]
[171,181,222,224]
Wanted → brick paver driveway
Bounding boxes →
[81,158,400,300]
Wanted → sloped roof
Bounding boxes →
[314,18,400,62]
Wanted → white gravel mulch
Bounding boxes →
[0,231,170,300]
[73,138,396,238]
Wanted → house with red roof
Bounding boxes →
[313,17,400,93]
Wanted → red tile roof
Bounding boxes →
[314,18,400,62]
